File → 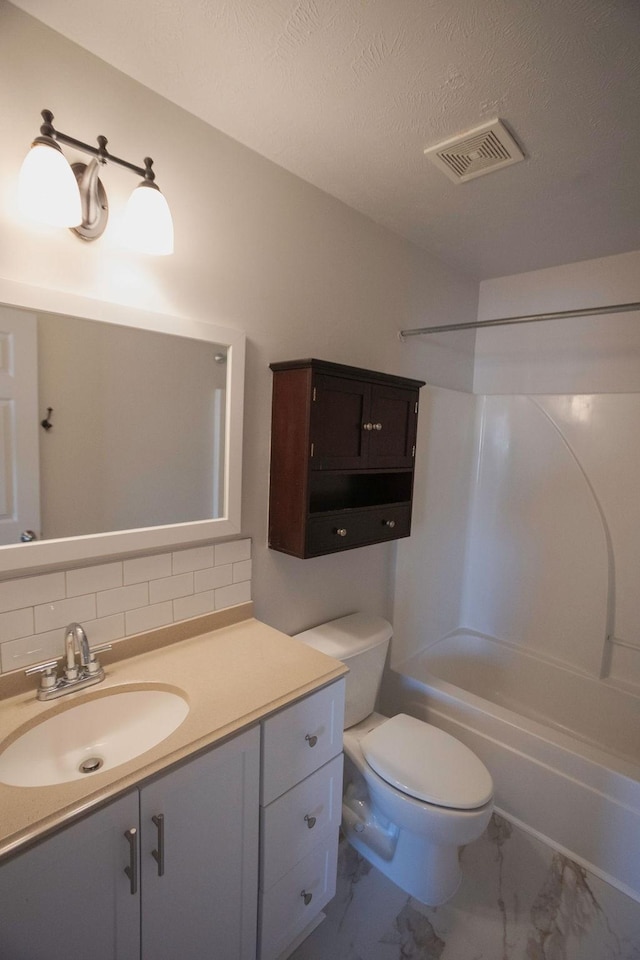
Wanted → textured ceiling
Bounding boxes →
[11,0,640,279]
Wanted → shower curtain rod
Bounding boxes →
[398,300,640,340]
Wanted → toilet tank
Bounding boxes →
[294,613,393,728]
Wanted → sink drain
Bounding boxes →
[79,756,104,774]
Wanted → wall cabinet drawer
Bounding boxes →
[261,679,345,804]
[259,835,339,960]
[260,754,343,890]
[306,503,411,556]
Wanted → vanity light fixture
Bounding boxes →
[18,109,174,255]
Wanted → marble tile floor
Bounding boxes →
[291,815,640,960]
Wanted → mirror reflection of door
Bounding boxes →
[0,308,40,544]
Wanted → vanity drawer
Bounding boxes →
[260,754,343,890]
[306,503,411,556]
[261,679,345,804]
[259,835,338,960]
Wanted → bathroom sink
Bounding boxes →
[0,687,189,787]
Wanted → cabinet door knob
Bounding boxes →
[304,814,317,829]
[305,733,318,747]
[335,528,347,537]
[362,422,373,431]
[301,890,313,906]
[384,519,396,528]
[373,422,383,431]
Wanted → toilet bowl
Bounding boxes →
[295,613,494,905]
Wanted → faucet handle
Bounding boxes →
[86,642,112,675]
[25,659,59,690]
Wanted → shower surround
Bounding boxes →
[389,387,640,901]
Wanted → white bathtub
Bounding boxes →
[381,630,640,902]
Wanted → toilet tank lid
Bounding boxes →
[293,612,393,659]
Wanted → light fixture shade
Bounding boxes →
[18,140,82,227]
[122,181,174,255]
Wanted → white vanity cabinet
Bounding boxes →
[0,726,260,960]
[259,679,345,960]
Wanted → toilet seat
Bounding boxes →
[360,714,493,810]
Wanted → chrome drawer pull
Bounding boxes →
[124,827,138,896]
[301,890,313,906]
[304,814,317,830]
[335,528,347,537]
[384,519,396,528]
[151,813,165,877]
[305,733,318,748]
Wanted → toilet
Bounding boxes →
[295,612,493,906]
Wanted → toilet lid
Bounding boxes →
[361,714,493,810]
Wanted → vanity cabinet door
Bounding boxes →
[139,726,260,960]
[0,790,140,960]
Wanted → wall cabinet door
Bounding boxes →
[310,374,371,470]
[0,791,140,960]
[140,726,260,960]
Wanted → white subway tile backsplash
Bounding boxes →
[66,562,123,598]
[149,573,194,605]
[124,553,172,585]
[0,538,251,675]
[97,583,149,618]
[173,591,215,621]
[194,564,233,593]
[1,627,64,672]
[0,572,65,615]
[233,560,252,583]
[125,602,173,636]
[34,594,97,634]
[214,580,251,610]
[83,614,126,647]
[214,539,251,566]
[172,546,214,575]
[0,607,34,643]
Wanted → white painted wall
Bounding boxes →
[0,3,478,638]
[474,251,640,395]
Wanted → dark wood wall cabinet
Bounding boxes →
[268,359,425,558]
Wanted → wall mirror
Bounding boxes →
[0,278,245,574]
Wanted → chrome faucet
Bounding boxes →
[64,622,91,680]
[25,622,112,701]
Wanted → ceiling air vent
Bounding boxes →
[424,119,524,183]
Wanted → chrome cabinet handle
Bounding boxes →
[384,519,396,528]
[304,814,317,829]
[363,422,373,431]
[335,528,347,537]
[305,733,318,748]
[373,422,383,431]
[124,827,138,895]
[301,890,313,906]
[151,814,165,877]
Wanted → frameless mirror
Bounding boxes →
[0,279,245,574]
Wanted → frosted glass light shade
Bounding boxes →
[18,141,82,227]
[122,181,174,255]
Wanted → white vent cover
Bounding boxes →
[424,119,524,183]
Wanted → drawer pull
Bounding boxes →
[384,519,396,528]
[301,890,313,906]
[304,814,317,830]
[335,528,347,537]
[305,733,318,748]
